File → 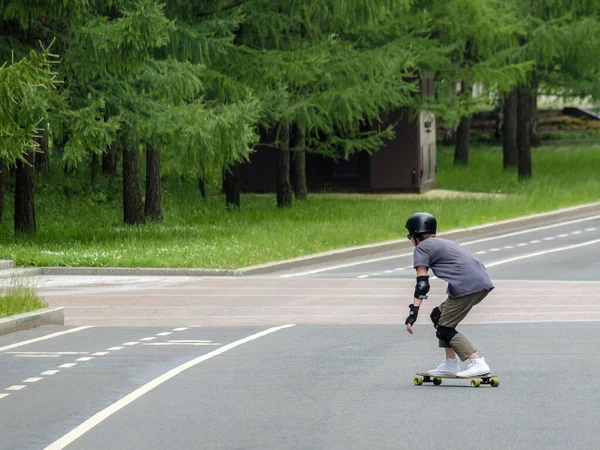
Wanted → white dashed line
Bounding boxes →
[23,378,43,383]
[6,385,26,391]
[76,357,94,362]
[140,337,156,341]
[383,270,394,274]
[585,227,597,231]
[394,268,406,271]
[92,352,108,356]
[475,251,487,255]
[516,243,528,247]
[529,240,541,244]
[357,275,370,279]
[44,324,297,450]
[503,246,515,249]
[122,342,139,346]
[571,231,582,235]
[543,237,555,241]
[173,327,189,331]
[156,332,172,336]
[107,347,124,351]
[489,248,501,252]
[0,394,9,399]
[41,370,60,376]
[58,363,77,368]
[558,234,569,238]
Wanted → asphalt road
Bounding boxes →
[1,208,599,450]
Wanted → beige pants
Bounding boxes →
[437,289,490,361]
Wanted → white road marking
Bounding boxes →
[143,342,221,346]
[7,351,88,355]
[281,214,600,277]
[139,337,156,341]
[107,347,123,351]
[475,251,487,255]
[557,233,569,238]
[41,370,60,376]
[571,230,582,235]
[543,237,555,241]
[172,327,189,331]
[394,268,406,271]
[44,324,297,450]
[0,394,9,399]
[516,243,528,247]
[6,385,26,391]
[357,275,370,279]
[489,248,501,252]
[23,377,43,383]
[503,246,514,249]
[156,332,172,336]
[92,352,108,356]
[585,227,597,231]
[168,340,213,343]
[485,238,600,268]
[0,326,94,352]
[382,270,394,274]
[529,239,541,244]
[58,363,77,368]
[76,357,94,362]
[15,354,60,358]
[122,342,139,346]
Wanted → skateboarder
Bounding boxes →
[404,212,494,377]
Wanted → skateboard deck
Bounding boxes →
[414,372,500,387]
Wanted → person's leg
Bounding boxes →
[427,301,461,375]
[436,290,489,361]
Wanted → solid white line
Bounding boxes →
[281,214,600,277]
[23,377,43,383]
[168,340,213,343]
[8,352,88,355]
[44,324,296,450]
[15,355,60,358]
[41,370,60,376]
[143,343,221,346]
[0,326,94,352]
[485,238,600,268]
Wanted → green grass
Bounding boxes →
[0,277,48,318]
[1,141,600,269]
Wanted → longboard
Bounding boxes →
[414,372,500,388]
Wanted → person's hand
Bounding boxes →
[405,304,419,334]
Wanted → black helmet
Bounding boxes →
[406,212,437,236]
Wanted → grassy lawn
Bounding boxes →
[0,277,48,318]
[1,141,599,269]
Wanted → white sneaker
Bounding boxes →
[427,358,461,376]
[456,357,491,377]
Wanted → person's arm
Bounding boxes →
[405,265,430,334]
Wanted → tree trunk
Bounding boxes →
[144,145,163,222]
[276,125,293,208]
[0,159,6,223]
[517,86,533,180]
[199,175,207,199]
[14,150,36,235]
[103,142,118,176]
[292,127,307,200]
[529,79,541,147]
[454,115,472,166]
[91,153,99,187]
[35,125,50,175]
[502,87,518,170]
[223,163,241,210]
[122,141,145,225]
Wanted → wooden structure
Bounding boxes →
[240,74,437,193]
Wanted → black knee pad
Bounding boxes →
[436,326,458,343]
[430,307,441,328]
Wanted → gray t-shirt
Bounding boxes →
[413,238,494,298]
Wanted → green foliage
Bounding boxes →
[0,47,58,164]
[0,275,47,318]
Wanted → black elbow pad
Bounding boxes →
[414,275,430,299]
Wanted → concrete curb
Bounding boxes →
[0,307,65,336]
[1,201,599,277]
[0,260,15,270]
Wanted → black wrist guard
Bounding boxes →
[405,304,419,326]
[414,275,430,299]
